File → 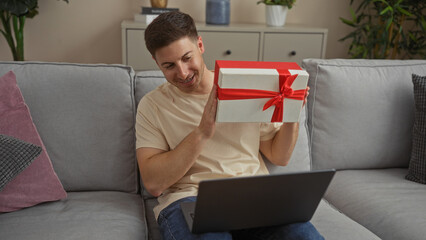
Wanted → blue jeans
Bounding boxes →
[157,196,325,240]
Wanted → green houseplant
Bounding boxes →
[0,0,69,61]
[340,0,425,59]
[257,0,296,9]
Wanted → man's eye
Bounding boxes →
[165,64,174,69]
[184,56,191,61]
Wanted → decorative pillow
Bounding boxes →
[406,74,426,184]
[0,134,42,191]
[0,71,67,212]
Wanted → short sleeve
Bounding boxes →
[259,122,282,141]
[135,96,169,151]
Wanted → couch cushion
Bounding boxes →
[134,71,167,200]
[324,168,426,240]
[0,62,138,193]
[303,59,426,170]
[406,74,426,184]
[134,70,167,104]
[312,200,380,240]
[0,191,147,240]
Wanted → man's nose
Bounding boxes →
[176,62,188,79]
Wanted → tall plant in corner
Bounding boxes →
[340,0,425,59]
[0,0,69,61]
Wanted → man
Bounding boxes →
[135,11,322,240]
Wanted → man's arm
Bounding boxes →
[259,87,309,166]
[137,85,217,197]
[259,123,299,166]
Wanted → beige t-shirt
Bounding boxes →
[135,82,282,219]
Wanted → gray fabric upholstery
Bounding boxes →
[0,191,147,240]
[406,74,426,184]
[145,198,163,240]
[0,62,138,193]
[303,59,426,170]
[324,168,426,240]
[312,200,380,240]
[134,71,167,104]
[0,134,42,191]
[134,71,167,200]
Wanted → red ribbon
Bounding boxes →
[217,69,306,122]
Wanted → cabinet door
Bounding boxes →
[126,29,158,71]
[263,33,324,65]
[199,31,260,69]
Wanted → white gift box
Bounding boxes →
[214,60,309,123]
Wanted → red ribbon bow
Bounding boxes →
[217,69,306,122]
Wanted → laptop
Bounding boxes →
[180,169,335,233]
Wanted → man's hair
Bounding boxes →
[145,11,198,57]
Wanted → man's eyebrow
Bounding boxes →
[182,51,192,58]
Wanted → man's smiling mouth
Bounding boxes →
[180,74,195,85]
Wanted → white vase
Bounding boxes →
[265,5,288,27]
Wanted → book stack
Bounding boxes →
[134,7,179,25]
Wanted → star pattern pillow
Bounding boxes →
[0,71,67,212]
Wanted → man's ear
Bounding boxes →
[197,36,205,54]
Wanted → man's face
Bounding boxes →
[154,36,208,95]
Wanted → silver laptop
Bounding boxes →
[181,169,335,233]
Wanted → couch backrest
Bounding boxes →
[0,62,138,193]
[302,59,426,170]
[134,70,311,199]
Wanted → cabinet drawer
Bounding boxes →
[199,31,260,69]
[262,33,324,65]
[126,29,158,71]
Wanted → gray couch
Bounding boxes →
[0,59,425,240]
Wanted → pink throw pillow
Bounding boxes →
[0,71,67,212]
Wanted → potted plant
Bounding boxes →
[340,0,425,59]
[0,0,69,61]
[257,0,296,27]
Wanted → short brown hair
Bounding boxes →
[144,11,198,57]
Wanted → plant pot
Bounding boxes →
[265,5,288,27]
[150,0,168,8]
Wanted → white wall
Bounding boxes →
[0,0,354,63]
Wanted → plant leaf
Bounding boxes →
[350,7,357,21]
[396,7,412,17]
[0,0,37,16]
[380,6,393,15]
[340,17,356,27]
[385,18,393,30]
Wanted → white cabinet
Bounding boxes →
[122,21,327,71]
[263,32,325,64]
[199,31,260,66]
